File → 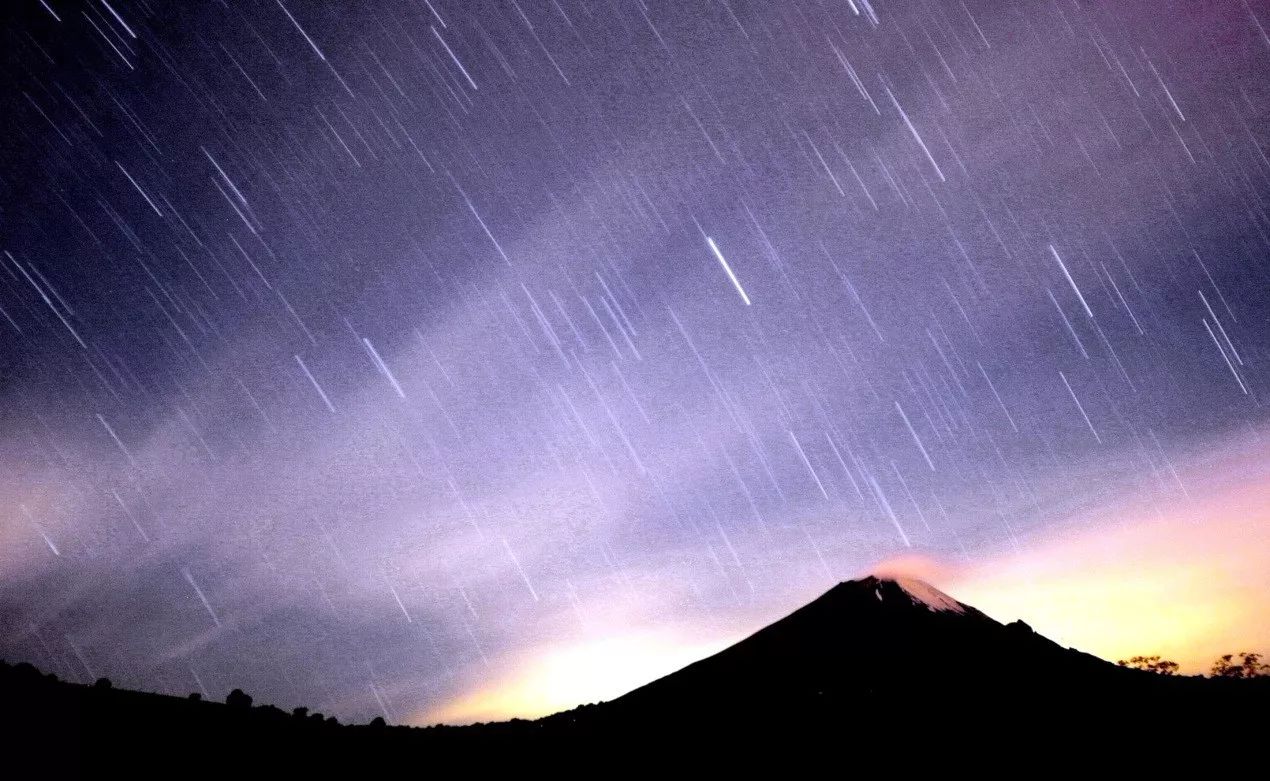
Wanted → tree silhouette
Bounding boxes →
[226,688,253,709]
[293,706,309,719]
[1211,652,1269,679]
[1116,655,1179,675]
[94,677,113,689]
[370,716,387,728]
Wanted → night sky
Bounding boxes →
[2,0,1269,724]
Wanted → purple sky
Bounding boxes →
[1,0,1269,723]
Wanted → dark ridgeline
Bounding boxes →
[3,576,1266,771]
[546,576,1268,740]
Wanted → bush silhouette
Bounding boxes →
[293,706,309,719]
[188,692,201,701]
[94,677,113,689]
[226,688,253,709]
[1116,656,1179,675]
[370,716,386,728]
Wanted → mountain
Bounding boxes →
[3,575,1266,770]
[542,575,1265,739]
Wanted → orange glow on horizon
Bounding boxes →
[944,474,1270,674]
[420,630,734,725]
[425,440,1270,724]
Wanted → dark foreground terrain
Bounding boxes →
[4,576,1266,773]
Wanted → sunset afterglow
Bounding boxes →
[428,434,1270,721]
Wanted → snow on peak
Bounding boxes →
[874,576,965,614]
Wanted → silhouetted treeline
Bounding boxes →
[0,658,559,774]
[5,648,1268,773]
[1210,651,1270,678]
[1117,651,1270,678]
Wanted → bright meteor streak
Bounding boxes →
[706,236,751,306]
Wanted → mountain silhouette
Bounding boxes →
[3,575,1266,771]
[595,575,1120,710]
[542,575,1267,742]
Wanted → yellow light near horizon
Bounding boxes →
[946,476,1270,674]
[426,445,1270,724]
[421,631,733,725]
